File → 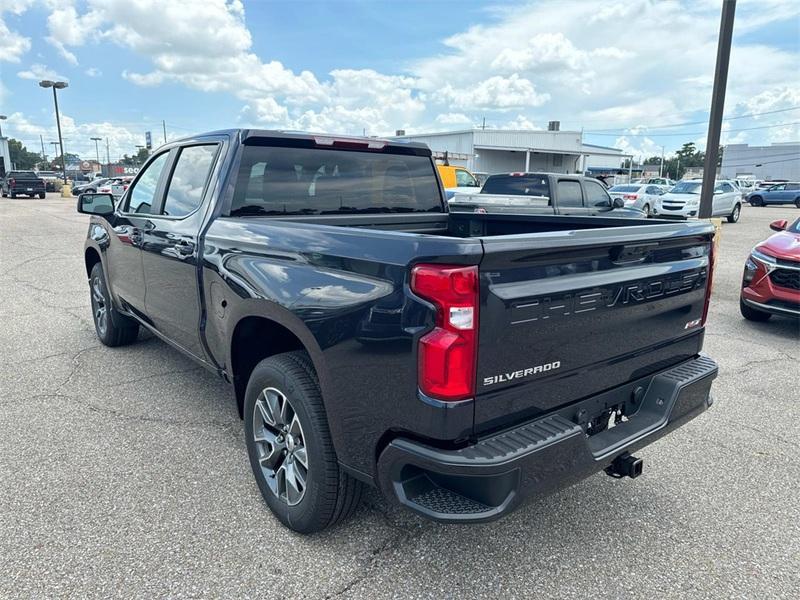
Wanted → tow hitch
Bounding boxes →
[605,453,643,479]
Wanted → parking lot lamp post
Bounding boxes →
[39,80,69,186]
[0,115,6,138]
[659,146,665,177]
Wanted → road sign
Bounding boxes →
[145,131,152,150]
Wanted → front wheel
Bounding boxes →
[244,351,363,533]
[38,192,45,199]
[740,298,771,322]
[727,203,741,223]
[89,262,139,346]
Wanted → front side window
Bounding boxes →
[126,152,168,214]
[230,145,442,216]
[769,184,785,191]
[584,180,611,206]
[557,180,583,207]
[455,169,478,187]
[721,183,735,193]
[163,145,218,217]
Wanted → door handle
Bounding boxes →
[174,240,195,256]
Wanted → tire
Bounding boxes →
[10,193,16,199]
[38,192,46,199]
[795,198,800,209]
[1,190,6,197]
[642,203,650,217]
[244,351,363,534]
[727,203,741,223]
[749,195,763,206]
[740,298,771,322]
[89,262,139,346]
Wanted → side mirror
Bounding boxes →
[612,197,625,209]
[77,192,115,217]
[769,219,788,232]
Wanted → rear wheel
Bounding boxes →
[244,351,363,533]
[9,193,16,199]
[794,198,800,208]
[38,192,46,199]
[89,262,139,346]
[740,298,771,322]
[749,195,763,206]
[727,203,741,223]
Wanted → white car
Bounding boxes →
[653,180,742,223]
[607,183,664,216]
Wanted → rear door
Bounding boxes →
[141,142,221,359]
[474,222,713,433]
[553,178,586,215]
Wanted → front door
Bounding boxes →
[105,152,170,316]
[582,178,615,215]
[141,143,220,359]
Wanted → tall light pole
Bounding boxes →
[90,137,102,173]
[659,146,665,177]
[39,80,69,185]
[0,115,6,138]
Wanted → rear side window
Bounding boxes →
[163,145,218,217]
[481,175,550,199]
[786,183,800,191]
[230,145,442,216]
[126,152,169,214]
[557,180,583,207]
[584,180,611,206]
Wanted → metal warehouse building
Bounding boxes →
[721,142,800,181]
[393,127,625,176]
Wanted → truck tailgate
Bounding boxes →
[475,221,714,433]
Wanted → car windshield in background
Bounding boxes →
[230,146,442,216]
[671,181,702,194]
[481,175,551,197]
[609,185,641,192]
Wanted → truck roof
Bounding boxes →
[169,128,432,155]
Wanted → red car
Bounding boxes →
[740,217,800,321]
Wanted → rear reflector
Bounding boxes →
[411,264,479,401]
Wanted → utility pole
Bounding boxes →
[700,0,736,219]
[162,120,167,144]
[481,116,486,130]
[659,146,665,177]
[40,134,46,163]
[105,138,110,167]
[90,137,102,172]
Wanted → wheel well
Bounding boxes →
[84,248,101,278]
[230,316,306,418]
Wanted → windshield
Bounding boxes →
[670,181,702,194]
[788,218,800,234]
[609,185,640,192]
[481,174,550,197]
[230,145,442,216]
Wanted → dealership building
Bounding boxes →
[393,125,627,176]
[720,142,800,181]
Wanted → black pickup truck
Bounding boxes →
[2,170,46,198]
[78,130,718,533]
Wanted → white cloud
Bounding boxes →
[85,67,101,77]
[440,75,549,111]
[435,113,473,125]
[17,63,68,82]
[0,17,31,63]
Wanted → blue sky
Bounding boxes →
[1,0,798,162]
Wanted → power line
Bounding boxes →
[720,156,800,167]
[580,106,800,132]
[586,121,800,137]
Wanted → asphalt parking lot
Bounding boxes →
[1,194,798,598]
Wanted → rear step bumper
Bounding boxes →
[377,354,718,523]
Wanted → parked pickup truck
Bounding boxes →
[1,170,46,199]
[78,130,718,533]
[450,172,645,218]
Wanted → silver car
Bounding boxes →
[653,180,742,222]
[607,184,663,217]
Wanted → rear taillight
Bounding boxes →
[411,264,479,401]
[701,239,716,326]
[623,194,639,200]
[8,178,15,187]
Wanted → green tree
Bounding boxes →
[7,139,43,170]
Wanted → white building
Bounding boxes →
[721,142,800,181]
[393,128,627,176]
